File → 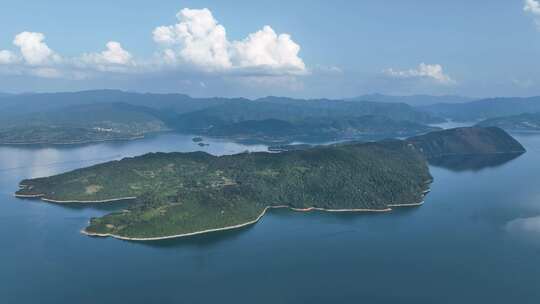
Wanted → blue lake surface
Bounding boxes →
[1,132,540,304]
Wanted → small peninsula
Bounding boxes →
[15,127,525,240]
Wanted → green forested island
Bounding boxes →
[17,140,431,240]
[15,127,524,240]
[271,127,526,157]
[407,127,526,158]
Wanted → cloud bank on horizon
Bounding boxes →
[0,7,455,93]
[0,8,307,80]
[382,63,455,85]
[3,1,538,96]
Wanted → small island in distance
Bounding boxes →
[15,127,525,240]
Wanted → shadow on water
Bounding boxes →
[276,207,421,222]
[130,224,256,249]
[125,206,426,249]
[428,152,524,172]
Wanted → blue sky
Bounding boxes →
[1,0,540,98]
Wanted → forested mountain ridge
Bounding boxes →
[0,90,443,145]
[172,98,442,127]
[476,113,540,132]
[420,96,540,122]
[0,90,441,123]
[178,116,440,143]
[0,90,231,115]
[0,103,167,144]
[348,94,473,106]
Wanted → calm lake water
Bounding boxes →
[1,132,540,304]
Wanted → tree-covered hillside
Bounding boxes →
[0,90,443,145]
[172,98,442,130]
[0,103,167,144]
[197,116,440,143]
[408,127,526,159]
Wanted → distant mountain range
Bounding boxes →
[348,94,474,106]
[476,112,540,132]
[0,90,443,122]
[0,102,167,144]
[421,96,540,122]
[0,90,444,145]
[0,90,231,116]
[2,90,540,144]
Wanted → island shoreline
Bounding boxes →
[0,135,146,146]
[16,184,431,241]
[14,193,137,204]
[80,190,430,241]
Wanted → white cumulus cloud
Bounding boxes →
[1,8,308,83]
[0,50,18,64]
[13,32,60,65]
[383,63,454,84]
[98,41,133,65]
[525,0,540,15]
[81,41,134,71]
[153,8,306,74]
[524,0,540,29]
[153,8,231,70]
[231,26,305,73]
